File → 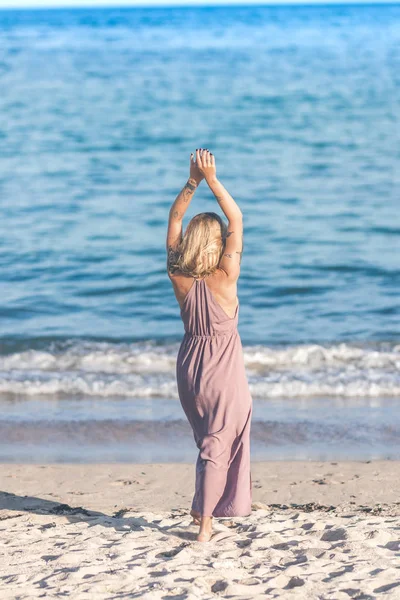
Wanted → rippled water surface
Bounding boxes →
[0,5,399,460]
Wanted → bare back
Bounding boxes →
[169,269,238,318]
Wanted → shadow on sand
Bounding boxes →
[0,490,200,544]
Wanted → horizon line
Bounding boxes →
[1,0,400,10]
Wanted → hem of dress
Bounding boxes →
[192,506,253,518]
[212,510,253,518]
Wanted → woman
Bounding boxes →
[166,148,253,542]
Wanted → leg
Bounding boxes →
[199,435,231,516]
[190,452,203,523]
[197,515,213,542]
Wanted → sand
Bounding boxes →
[1,460,400,599]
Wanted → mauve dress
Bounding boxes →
[176,275,253,518]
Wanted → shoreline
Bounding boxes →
[1,460,399,515]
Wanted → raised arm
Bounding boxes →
[166,152,204,272]
[196,148,243,281]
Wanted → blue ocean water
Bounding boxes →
[0,5,399,460]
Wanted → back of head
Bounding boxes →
[170,212,227,278]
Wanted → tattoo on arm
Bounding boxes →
[223,229,243,262]
[172,210,180,219]
[182,179,197,202]
[186,179,197,191]
[216,195,224,204]
[167,245,178,272]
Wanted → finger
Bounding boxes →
[196,148,202,167]
[190,152,194,165]
[205,149,211,167]
[210,152,215,167]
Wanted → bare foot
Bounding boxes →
[196,515,213,542]
[197,531,212,542]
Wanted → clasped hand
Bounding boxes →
[189,148,217,184]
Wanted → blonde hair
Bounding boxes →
[169,212,227,278]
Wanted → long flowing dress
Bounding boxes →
[176,275,253,518]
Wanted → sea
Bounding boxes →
[0,4,399,462]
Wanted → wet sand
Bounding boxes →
[1,461,400,598]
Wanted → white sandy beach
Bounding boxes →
[1,461,400,599]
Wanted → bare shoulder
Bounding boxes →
[206,268,238,304]
[209,267,238,287]
[168,270,194,305]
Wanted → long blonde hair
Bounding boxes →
[169,212,227,278]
